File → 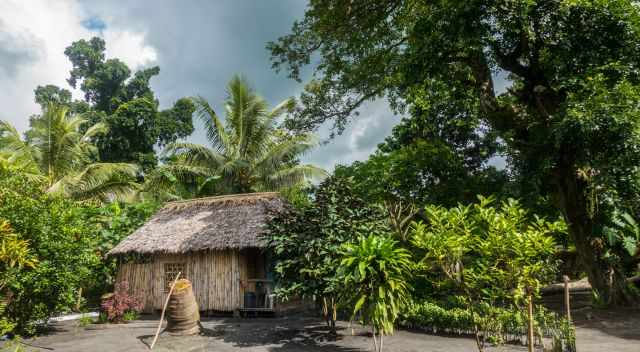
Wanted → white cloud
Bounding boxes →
[302,100,401,171]
[103,30,157,69]
[0,0,156,133]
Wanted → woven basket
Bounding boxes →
[166,279,200,335]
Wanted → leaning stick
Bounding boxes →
[150,272,181,350]
[563,275,571,322]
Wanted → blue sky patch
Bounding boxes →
[81,16,106,32]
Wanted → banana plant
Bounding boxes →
[339,234,412,352]
[604,211,640,257]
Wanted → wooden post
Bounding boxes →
[75,287,83,312]
[563,275,571,322]
[150,272,181,350]
[527,291,534,352]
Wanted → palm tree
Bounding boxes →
[0,104,139,202]
[164,76,325,195]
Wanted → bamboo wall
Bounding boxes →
[116,250,247,313]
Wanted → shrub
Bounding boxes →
[79,201,160,304]
[100,281,142,323]
[265,176,388,334]
[77,313,95,327]
[411,196,564,351]
[0,220,37,336]
[122,310,139,322]
[399,299,575,349]
[0,175,102,335]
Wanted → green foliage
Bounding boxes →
[0,104,139,203]
[0,175,102,335]
[400,299,575,350]
[63,37,194,169]
[339,235,412,351]
[412,196,563,349]
[78,201,160,301]
[278,183,312,209]
[33,84,89,115]
[122,310,139,322]
[265,176,386,332]
[165,75,324,195]
[604,211,640,257]
[334,79,511,208]
[270,0,640,304]
[0,221,37,336]
[77,313,95,328]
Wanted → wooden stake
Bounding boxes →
[527,291,534,352]
[75,287,83,312]
[150,272,181,350]
[563,275,571,323]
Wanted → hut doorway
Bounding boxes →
[241,248,274,312]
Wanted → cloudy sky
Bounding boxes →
[0,0,400,171]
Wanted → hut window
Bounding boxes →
[164,263,185,291]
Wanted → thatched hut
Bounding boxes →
[108,192,294,315]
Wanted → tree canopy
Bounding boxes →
[269,0,640,304]
[56,37,195,170]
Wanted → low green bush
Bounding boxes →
[122,311,139,322]
[399,299,575,350]
[77,314,95,327]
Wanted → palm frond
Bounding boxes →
[267,97,295,120]
[50,163,140,202]
[260,164,327,191]
[81,122,108,142]
[165,142,226,170]
[193,96,231,153]
[255,133,319,174]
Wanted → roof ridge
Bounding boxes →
[164,192,280,207]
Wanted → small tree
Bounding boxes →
[339,234,412,352]
[412,196,563,351]
[265,176,386,334]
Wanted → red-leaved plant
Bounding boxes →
[100,281,143,323]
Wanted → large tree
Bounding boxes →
[269,0,640,304]
[58,37,195,170]
[334,85,510,208]
[165,75,324,195]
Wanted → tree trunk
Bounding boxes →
[554,167,634,305]
[467,300,484,352]
[322,296,337,335]
[331,298,337,335]
[372,326,378,352]
[527,292,534,352]
[322,297,330,328]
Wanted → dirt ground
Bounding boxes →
[7,309,639,352]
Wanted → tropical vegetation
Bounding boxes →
[339,235,413,352]
[164,75,324,196]
[269,0,640,305]
[2,3,640,351]
[265,176,385,334]
[0,104,139,202]
[0,37,323,336]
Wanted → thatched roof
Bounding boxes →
[108,192,285,256]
